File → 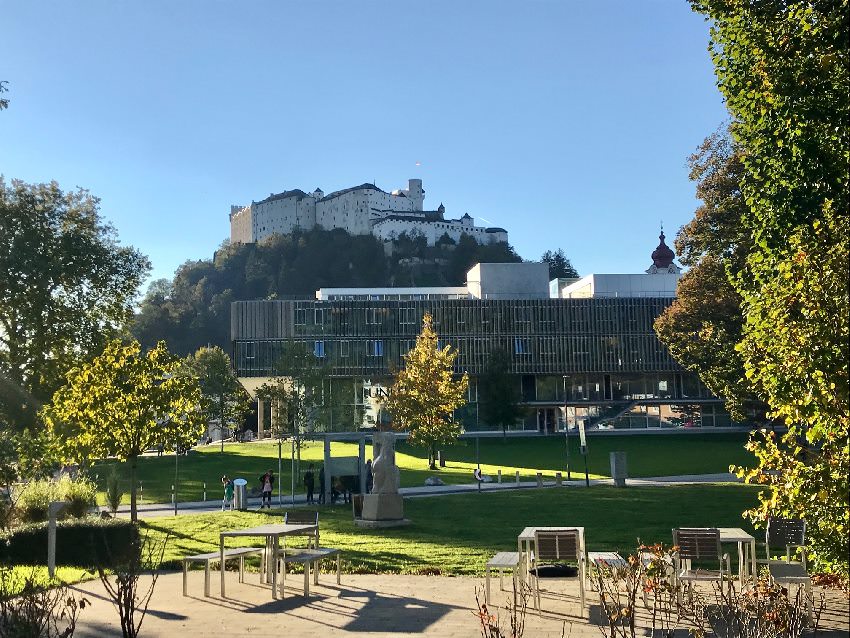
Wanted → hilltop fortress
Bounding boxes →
[229,178,508,246]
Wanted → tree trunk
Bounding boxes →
[429,444,436,470]
[129,455,138,523]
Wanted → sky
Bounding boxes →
[1,1,728,289]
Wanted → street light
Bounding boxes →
[562,375,571,481]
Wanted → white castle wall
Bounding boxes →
[230,178,507,247]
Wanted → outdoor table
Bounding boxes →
[718,527,757,585]
[219,523,319,599]
[517,526,585,585]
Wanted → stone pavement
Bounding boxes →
[120,473,740,519]
[68,571,849,637]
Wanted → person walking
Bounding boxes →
[259,470,274,509]
[221,475,234,511]
[304,464,316,505]
[318,465,325,505]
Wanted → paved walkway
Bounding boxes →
[120,473,740,519]
[69,571,849,637]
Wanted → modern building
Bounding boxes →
[231,233,737,436]
[229,178,508,247]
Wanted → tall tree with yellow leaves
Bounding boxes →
[381,313,468,469]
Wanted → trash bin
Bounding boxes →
[610,452,628,488]
[233,478,248,510]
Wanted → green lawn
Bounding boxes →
[93,432,754,505]
[143,483,761,576]
[0,565,97,595]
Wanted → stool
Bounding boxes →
[485,552,522,604]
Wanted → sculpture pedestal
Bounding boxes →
[361,494,404,520]
[355,494,410,528]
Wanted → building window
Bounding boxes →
[295,308,307,325]
[366,308,381,325]
[338,341,350,358]
[399,307,417,325]
[314,341,325,358]
[514,338,530,355]
[367,340,384,357]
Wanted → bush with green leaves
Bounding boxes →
[58,475,97,519]
[0,518,139,567]
[13,480,54,523]
[13,476,98,523]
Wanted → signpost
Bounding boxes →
[578,419,590,487]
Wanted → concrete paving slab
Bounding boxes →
[68,571,849,637]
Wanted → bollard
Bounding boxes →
[515,470,520,486]
[497,469,502,484]
[610,451,628,488]
[536,472,543,488]
[171,484,175,504]
[139,482,143,504]
[203,483,207,502]
[555,472,563,486]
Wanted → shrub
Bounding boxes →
[0,519,140,568]
[59,475,97,518]
[0,566,88,637]
[13,480,54,523]
[105,467,123,515]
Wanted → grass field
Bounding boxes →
[143,483,761,576]
[93,432,755,505]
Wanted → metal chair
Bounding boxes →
[761,518,812,613]
[760,518,807,567]
[672,528,731,603]
[531,529,586,613]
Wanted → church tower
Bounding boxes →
[645,226,682,274]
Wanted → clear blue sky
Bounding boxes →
[2,1,727,289]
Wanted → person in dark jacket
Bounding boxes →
[304,464,315,504]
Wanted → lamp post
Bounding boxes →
[563,376,571,481]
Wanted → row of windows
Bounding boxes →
[235,332,680,377]
[238,298,673,339]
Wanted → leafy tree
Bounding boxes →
[654,127,766,421]
[0,81,8,110]
[45,340,205,522]
[0,178,150,430]
[478,347,524,437]
[184,346,250,452]
[691,0,849,576]
[381,313,468,469]
[541,249,579,279]
[735,208,849,576]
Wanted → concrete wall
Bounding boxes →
[560,273,681,298]
[467,262,550,300]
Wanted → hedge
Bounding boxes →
[0,519,139,568]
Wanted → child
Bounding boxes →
[222,475,234,511]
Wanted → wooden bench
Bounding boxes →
[279,547,342,597]
[182,547,263,597]
[485,551,523,604]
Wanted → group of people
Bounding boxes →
[219,469,276,510]
[219,462,372,510]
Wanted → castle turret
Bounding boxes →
[407,178,424,211]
